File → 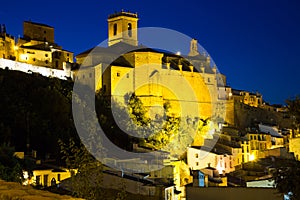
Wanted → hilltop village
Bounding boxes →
[0,11,300,200]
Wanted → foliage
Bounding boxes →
[273,160,300,200]
[0,144,23,183]
[0,69,77,160]
[127,93,150,126]
[286,96,300,126]
[59,138,104,200]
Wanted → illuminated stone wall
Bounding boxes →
[104,58,214,119]
[289,137,300,160]
[23,21,54,43]
[0,58,73,80]
[0,33,15,59]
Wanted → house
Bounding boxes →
[187,146,235,174]
[16,21,74,69]
[24,165,76,187]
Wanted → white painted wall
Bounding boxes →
[0,58,73,80]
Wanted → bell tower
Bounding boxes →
[107,11,138,46]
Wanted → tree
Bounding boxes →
[273,160,300,200]
[0,143,23,183]
[286,96,300,124]
[59,138,104,200]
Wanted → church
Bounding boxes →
[74,11,232,122]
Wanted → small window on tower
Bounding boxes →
[113,24,117,36]
[128,23,132,37]
[117,72,120,77]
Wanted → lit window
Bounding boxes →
[128,23,132,37]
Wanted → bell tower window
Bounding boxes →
[113,24,117,36]
[128,23,132,37]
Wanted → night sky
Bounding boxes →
[1,0,300,104]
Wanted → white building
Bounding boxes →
[187,146,235,174]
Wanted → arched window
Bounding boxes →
[128,23,132,37]
[113,24,117,36]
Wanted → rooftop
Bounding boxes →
[108,11,138,19]
[24,20,54,29]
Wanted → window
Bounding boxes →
[33,58,36,61]
[57,174,61,182]
[196,162,199,166]
[195,153,198,158]
[89,73,92,78]
[82,74,85,79]
[126,73,129,78]
[113,24,117,36]
[45,54,48,57]
[207,78,210,82]
[117,72,120,77]
[128,23,132,37]
[43,175,48,187]
[45,60,48,64]
[36,175,41,185]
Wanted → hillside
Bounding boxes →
[0,179,82,200]
[0,69,77,159]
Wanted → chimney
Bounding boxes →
[189,65,194,72]
[178,64,182,71]
[212,65,217,74]
[200,63,205,73]
[166,62,170,70]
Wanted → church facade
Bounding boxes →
[74,11,233,123]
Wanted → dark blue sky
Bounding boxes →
[1,0,300,104]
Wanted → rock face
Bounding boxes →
[0,180,83,200]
